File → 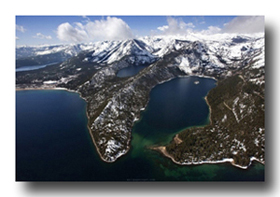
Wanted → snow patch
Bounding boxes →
[43,80,57,84]
[105,139,121,154]
[221,114,227,122]
[178,57,192,74]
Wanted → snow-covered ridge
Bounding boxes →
[16,33,264,71]
[16,43,96,60]
[92,33,264,69]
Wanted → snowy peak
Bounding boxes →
[85,38,158,65]
[164,35,265,77]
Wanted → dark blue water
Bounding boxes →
[16,62,58,72]
[116,65,147,77]
[144,77,214,132]
[16,77,264,181]
[16,90,97,180]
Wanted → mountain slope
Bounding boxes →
[16,43,95,68]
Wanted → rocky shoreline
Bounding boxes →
[151,145,264,170]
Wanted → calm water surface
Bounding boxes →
[16,62,59,72]
[16,76,264,181]
[116,65,147,78]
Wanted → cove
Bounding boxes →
[116,65,147,78]
[16,76,264,181]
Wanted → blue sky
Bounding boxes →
[15,15,263,46]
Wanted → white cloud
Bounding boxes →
[223,16,264,33]
[156,17,195,35]
[33,33,52,40]
[185,22,195,29]
[82,15,90,20]
[200,26,222,35]
[157,25,168,31]
[74,22,85,30]
[16,36,19,40]
[155,16,264,37]
[56,17,133,43]
[16,25,26,33]
[57,22,88,42]
[85,16,133,41]
[81,15,91,23]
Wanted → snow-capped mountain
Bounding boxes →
[16,43,96,68]
[16,43,96,59]
[81,39,158,65]
[16,33,264,74]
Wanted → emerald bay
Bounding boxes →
[16,76,264,181]
[16,15,265,182]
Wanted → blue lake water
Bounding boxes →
[116,65,147,78]
[16,62,59,72]
[16,76,264,181]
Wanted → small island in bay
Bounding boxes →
[16,16,265,180]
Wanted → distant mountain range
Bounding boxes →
[16,33,264,73]
[16,43,95,68]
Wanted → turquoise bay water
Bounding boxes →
[16,76,264,181]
